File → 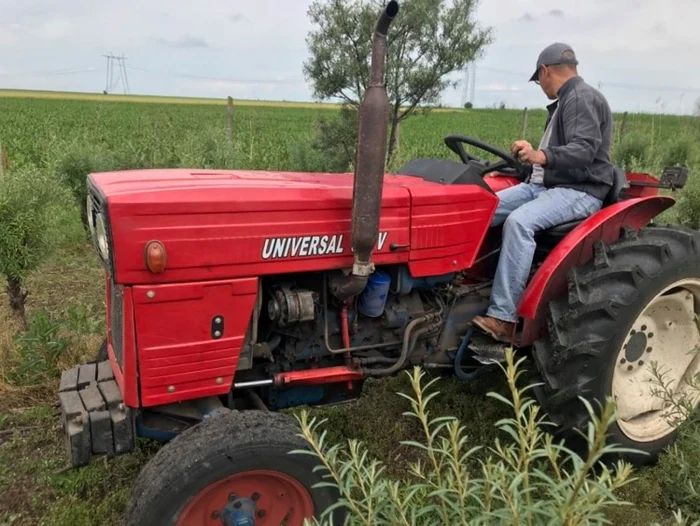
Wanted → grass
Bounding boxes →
[0,91,699,524]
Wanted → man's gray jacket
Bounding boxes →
[539,76,615,201]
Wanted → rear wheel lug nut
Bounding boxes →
[258,510,266,518]
[620,358,626,364]
[627,365,634,371]
[638,360,644,366]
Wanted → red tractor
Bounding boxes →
[58,2,700,524]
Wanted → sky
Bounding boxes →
[1,0,699,114]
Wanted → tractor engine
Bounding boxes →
[235,267,490,409]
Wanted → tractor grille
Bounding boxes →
[110,279,124,370]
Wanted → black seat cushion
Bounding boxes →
[535,167,628,251]
[535,218,585,251]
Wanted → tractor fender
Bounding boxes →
[517,195,675,346]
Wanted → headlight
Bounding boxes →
[86,195,96,236]
[95,212,110,260]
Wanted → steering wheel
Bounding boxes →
[444,135,524,178]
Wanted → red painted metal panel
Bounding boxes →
[105,272,140,407]
[626,172,662,199]
[98,170,411,285]
[483,173,521,193]
[407,184,498,277]
[104,272,124,398]
[274,366,364,386]
[518,196,675,345]
[132,277,258,407]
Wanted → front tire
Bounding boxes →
[96,338,107,361]
[533,225,700,465]
[125,410,342,526]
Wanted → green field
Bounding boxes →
[1,92,700,525]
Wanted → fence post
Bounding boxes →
[391,119,401,161]
[619,111,628,143]
[226,96,234,143]
[520,107,528,137]
[0,139,6,177]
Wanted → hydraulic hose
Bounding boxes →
[362,298,445,376]
[454,329,498,381]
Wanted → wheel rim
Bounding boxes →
[612,278,700,443]
[176,470,314,526]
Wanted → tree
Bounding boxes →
[304,0,492,163]
[464,101,473,109]
[0,167,60,328]
[694,97,700,117]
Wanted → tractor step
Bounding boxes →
[468,332,508,364]
[58,360,136,468]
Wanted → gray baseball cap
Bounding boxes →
[529,42,579,82]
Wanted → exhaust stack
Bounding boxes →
[331,0,399,300]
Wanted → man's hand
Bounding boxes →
[511,140,547,165]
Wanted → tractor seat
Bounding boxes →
[534,167,629,252]
[534,219,583,250]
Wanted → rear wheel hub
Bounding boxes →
[612,279,700,443]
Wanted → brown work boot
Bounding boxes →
[471,315,515,343]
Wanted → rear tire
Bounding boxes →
[533,225,700,465]
[125,410,342,526]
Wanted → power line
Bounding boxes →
[0,67,98,78]
[126,64,301,85]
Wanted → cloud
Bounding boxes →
[549,9,565,18]
[154,34,209,49]
[518,13,535,22]
[651,22,666,34]
[229,13,247,23]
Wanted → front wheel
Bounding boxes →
[533,225,700,465]
[125,411,342,526]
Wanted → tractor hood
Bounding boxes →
[92,168,402,201]
[88,168,498,285]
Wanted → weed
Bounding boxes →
[8,311,68,386]
[55,143,119,231]
[295,350,639,525]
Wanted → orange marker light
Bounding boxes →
[144,241,167,274]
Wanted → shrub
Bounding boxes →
[56,143,118,231]
[649,352,700,522]
[671,179,700,230]
[464,102,474,110]
[0,166,60,327]
[614,131,652,170]
[301,104,359,173]
[662,136,694,168]
[295,350,640,525]
[8,310,68,386]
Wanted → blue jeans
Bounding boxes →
[487,183,603,323]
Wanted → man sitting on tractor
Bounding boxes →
[472,42,615,343]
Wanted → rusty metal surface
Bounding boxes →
[339,1,399,299]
